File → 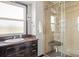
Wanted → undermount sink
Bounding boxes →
[4,38,24,43]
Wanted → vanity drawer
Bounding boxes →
[31,49,37,56]
[32,43,37,47]
[31,40,37,44]
[0,39,38,57]
[6,47,16,55]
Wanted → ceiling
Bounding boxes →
[51,1,79,7]
[65,1,79,8]
[16,1,79,8]
[15,1,33,5]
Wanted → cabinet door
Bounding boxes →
[0,47,6,57]
[32,40,37,56]
[24,42,32,57]
[16,52,25,57]
[24,48,31,57]
[6,45,16,56]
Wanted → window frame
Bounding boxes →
[0,2,28,37]
[77,17,79,31]
[50,15,56,32]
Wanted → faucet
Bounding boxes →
[13,36,16,39]
[20,35,22,38]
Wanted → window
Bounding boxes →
[0,2,26,35]
[50,16,56,32]
[77,17,79,31]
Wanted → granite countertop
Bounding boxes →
[0,37,37,47]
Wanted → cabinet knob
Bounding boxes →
[32,50,36,52]
[32,44,36,46]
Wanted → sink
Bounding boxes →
[4,38,24,43]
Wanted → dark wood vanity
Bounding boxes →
[0,35,38,57]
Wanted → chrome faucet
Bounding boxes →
[20,35,22,38]
[13,36,16,39]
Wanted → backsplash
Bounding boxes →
[0,35,22,41]
[0,34,35,41]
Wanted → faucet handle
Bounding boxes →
[20,35,22,38]
[14,36,16,39]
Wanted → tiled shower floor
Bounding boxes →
[45,51,71,57]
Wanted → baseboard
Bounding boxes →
[38,54,44,57]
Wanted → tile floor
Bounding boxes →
[44,51,71,57]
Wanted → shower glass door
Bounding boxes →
[51,1,66,57]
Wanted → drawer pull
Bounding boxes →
[32,50,36,52]
[32,44,36,46]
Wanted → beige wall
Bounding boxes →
[43,2,60,53]
[43,1,79,56]
[63,2,79,56]
[43,2,54,53]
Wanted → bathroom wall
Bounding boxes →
[35,1,45,56]
[26,1,45,56]
[41,1,79,56]
[62,2,79,56]
[43,2,56,53]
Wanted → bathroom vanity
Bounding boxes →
[0,37,38,57]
